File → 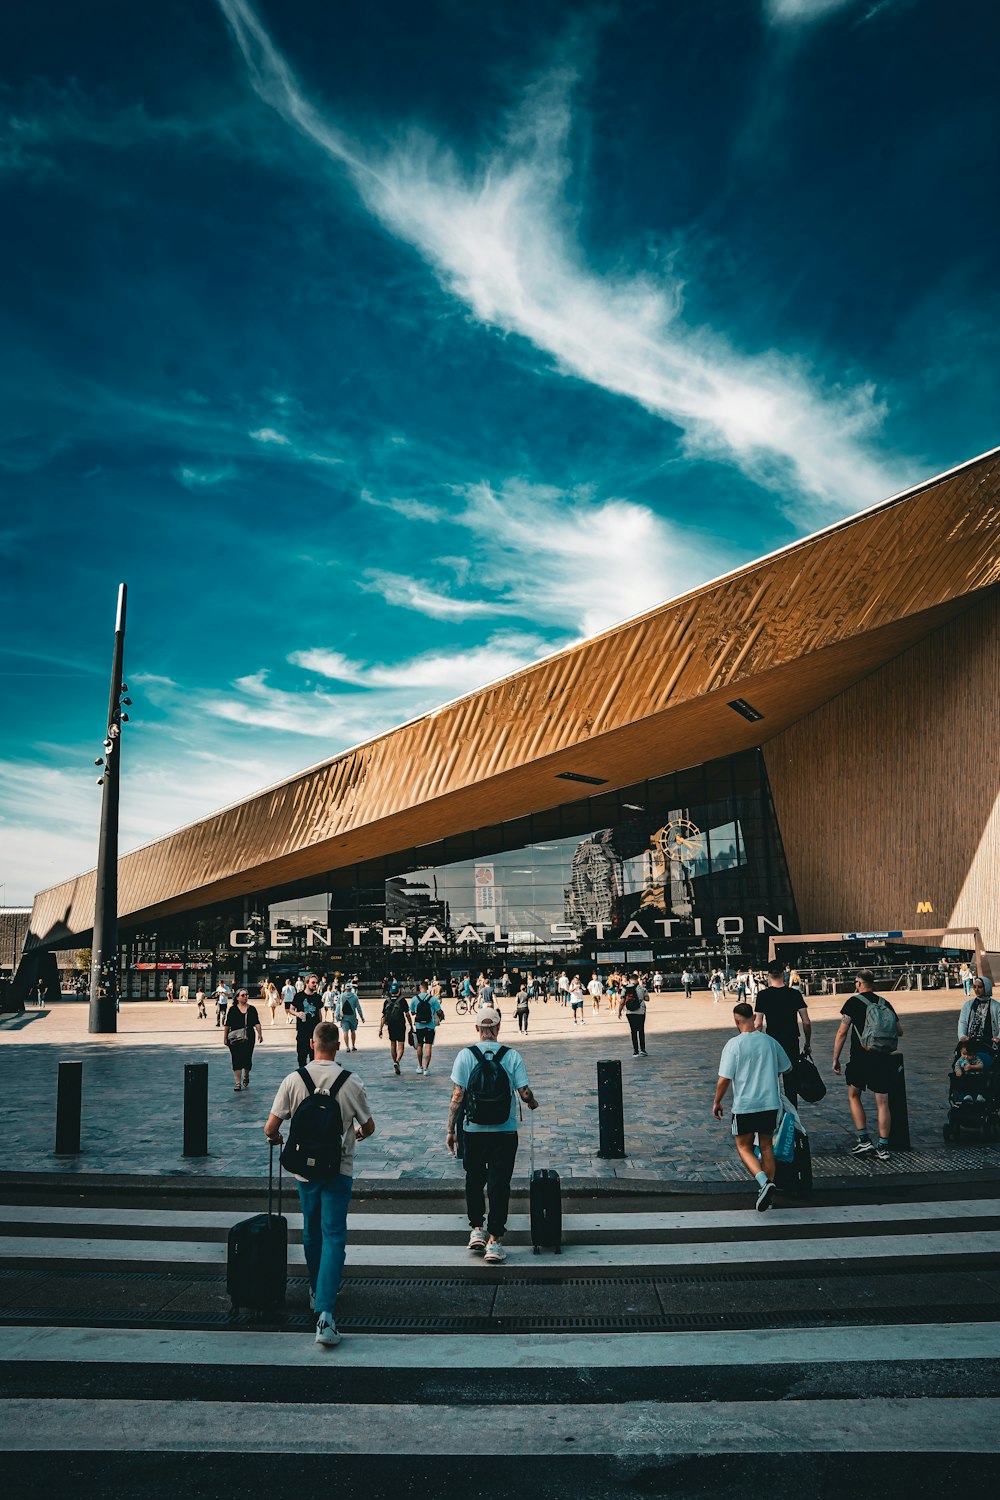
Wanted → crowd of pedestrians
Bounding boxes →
[244,953,994,1350]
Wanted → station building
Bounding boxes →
[17,448,1000,998]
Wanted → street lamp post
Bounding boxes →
[89,583,128,1034]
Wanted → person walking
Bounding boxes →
[293,974,324,1069]
[618,974,648,1056]
[264,1021,375,1347]
[754,959,812,1104]
[959,962,974,997]
[410,982,445,1074]
[379,985,413,1074]
[281,977,296,1025]
[515,983,530,1034]
[446,1007,538,1265]
[713,1002,790,1210]
[710,969,724,1004]
[588,972,604,1014]
[223,987,263,1092]
[214,980,231,1028]
[681,967,694,1000]
[832,969,903,1162]
[195,986,208,1020]
[568,975,585,1024]
[264,979,280,1025]
[166,978,175,1003]
[735,967,748,1003]
[335,982,364,1053]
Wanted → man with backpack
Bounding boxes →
[379,984,413,1074]
[410,982,444,1075]
[335,983,364,1053]
[264,1020,375,1347]
[618,973,648,1056]
[446,1008,538,1265]
[832,969,903,1161]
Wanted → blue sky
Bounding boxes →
[1,0,997,903]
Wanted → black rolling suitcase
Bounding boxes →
[528,1111,561,1253]
[227,1144,288,1313]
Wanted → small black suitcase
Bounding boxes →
[774,1128,813,1194]
[227,1145,288,1313]
[530,1168,562,1252]
[527,1113,561,1252]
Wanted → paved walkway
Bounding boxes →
[1,991,994,1183]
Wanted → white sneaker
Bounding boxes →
[416,1065,424,1074]
[315,1315,341,1347]
[467,1227,487,1255]
[755,1180,775,1212]
[483,1240,508,1264]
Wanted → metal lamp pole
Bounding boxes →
[89,583,127,1034]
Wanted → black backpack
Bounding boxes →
[464,1045,512,1126]
[384,996,405,1024]
[280,1067,351,1180]
[415,994,434,1025]
[340,993,354,1018]
[624,985,641,1013]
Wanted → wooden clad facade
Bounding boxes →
[765,589,1000,951]
[26,448,1000,950]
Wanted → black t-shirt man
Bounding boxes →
[754,986,808,1063]
[294,986,322,1066]
[839,993,899,1062]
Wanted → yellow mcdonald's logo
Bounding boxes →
[916,900,934,914]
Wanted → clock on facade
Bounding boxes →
[652,818,703,863]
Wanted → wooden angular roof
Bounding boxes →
[28,447,1000,948]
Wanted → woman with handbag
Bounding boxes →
[223,988,263,1092]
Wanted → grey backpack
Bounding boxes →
[859,995,898,1052]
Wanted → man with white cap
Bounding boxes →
[446,1007,538,1265]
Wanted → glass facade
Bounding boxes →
[119,749,798,995]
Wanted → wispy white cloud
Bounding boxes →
[216,0,907,515]
[249,426,291,445]
[206,629,554,744]
[176,464,236,488]
[358,571,506,621]
[762,0,858,23]
[359,478,730,639]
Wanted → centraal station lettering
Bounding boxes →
[228,914,786,950]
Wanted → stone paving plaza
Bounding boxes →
[2,988,997,1184]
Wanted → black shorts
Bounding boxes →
[733,1108,778,1137]
[845,1051,896,1095]
[415,1027,435,1045]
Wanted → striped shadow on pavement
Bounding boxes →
[1,1395,999,1453]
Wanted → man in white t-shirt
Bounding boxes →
[587,973,604,1012]
[712,1002,790,1212]
[447,1009,538,1265]
[265,1020,375,1347]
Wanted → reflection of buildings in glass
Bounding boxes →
[564,830,620,928]
[386,873,449,929]
[639,811,695,920]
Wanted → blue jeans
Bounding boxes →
[296,1174,352,1316]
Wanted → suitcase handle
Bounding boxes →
[529,1104,535,1178]
[268,1141,283,1218]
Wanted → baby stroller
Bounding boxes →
[943,1043,1000,1142]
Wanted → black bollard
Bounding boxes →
[597,1059,625,1158]
[55,1060,83,1155]
[183,1062,209,1157]
[887,1053,910,1151]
